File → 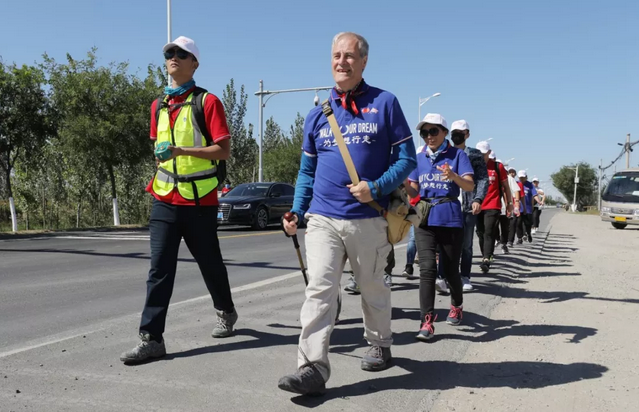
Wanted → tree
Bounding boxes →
[263,113,305,183]
[263,116,285,153]
[551,162,598,207]
[221,79,257,184]
[0,60,54,231]
[41,49,161,226]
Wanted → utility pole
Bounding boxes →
[572,164,579,212]
[598,159,602,210]
[626,133,631,169]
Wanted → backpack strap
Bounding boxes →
[191,87,212,146]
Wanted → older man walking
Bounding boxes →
[278,32,416,396]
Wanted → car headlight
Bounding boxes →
[601,207,611,213]
[634,209,639,216]
[233,204,251,210]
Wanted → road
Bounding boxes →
[0,210,570,411]
[0,226,308,349]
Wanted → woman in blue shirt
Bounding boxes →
[406,113,475,341]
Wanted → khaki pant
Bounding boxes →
[297,213,393,382]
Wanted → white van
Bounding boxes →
[601,168,639,229]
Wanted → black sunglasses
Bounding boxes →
[163,48,192,60]
[420,127,441,139]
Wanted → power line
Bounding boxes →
[600,138,639,172]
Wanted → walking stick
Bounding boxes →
[283,212,342,323]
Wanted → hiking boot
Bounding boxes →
[120,333,166,364]
[383,273,393,287]
[211,308,238,338]
[278,363,326,396]
[479,258,490,273]
[361,345,392,371]
[344,276,361,294]
[461,277,474,292]
[416,313,437,341]
[501,244,510,254]
[402,264,414,278]
[435,278,449,294]
[446,305,463,326]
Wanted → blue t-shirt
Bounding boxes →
[520,180,538,214]
[408,141,474,228]
[302,81,413,220]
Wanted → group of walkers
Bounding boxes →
[118,32,545,398]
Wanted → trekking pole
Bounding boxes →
[283,212,342,323]
[283,212,308,285]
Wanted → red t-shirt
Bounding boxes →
[145,87,230,206]
[481,160,508,211]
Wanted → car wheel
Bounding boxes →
[612,223,627,230]
[252,207,269,230]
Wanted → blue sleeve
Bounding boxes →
[367,138,417,199]
[388,96,413,145]
[291,153,316,218]
[456,151,474,177]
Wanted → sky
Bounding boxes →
[2,0,638,201]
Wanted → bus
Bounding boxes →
[601,168,639,229]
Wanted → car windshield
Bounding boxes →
[603,172,639,202]
[224,184,271,198]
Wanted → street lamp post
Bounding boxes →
[418,92,441,122]
[167,0,172,86]
[567,165,580,212]
[254,82,332,182]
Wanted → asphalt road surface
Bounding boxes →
[0,209,562,411]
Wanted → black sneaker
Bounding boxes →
[516,238,523,245]
[278,363,326,396]
[501,244,509,254]
[402,264,414,278]
[479,258,490,273]
[507,242,514,248]
[528,234,533,243]
[361,345,392,371]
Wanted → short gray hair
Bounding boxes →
[332,32,369,58]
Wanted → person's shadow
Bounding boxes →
[290,358,608,406]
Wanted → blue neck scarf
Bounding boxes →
[426,140,449,162]
[164,79,196,97]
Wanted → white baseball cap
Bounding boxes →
[163,36,200,61]
[451,120,470,131]
[532,177,539,182]
[489,152,496,160]
[518,170,528,178]
[507,165,516,172]
[475,141,491,154]
[416,113,448,131]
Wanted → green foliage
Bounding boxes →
[263,113,304,184]
[551,162,598,207]
[221,79,257,184]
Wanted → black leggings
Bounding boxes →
[532,208,542,228]
[476,209,500,259]
[415,225,464,319]
[508,216,517,243]
[517,214,533,239]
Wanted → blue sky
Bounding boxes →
[3,0,638,200]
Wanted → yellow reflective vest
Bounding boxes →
[152,92,218,202]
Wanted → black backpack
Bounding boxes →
[154,87,227,188]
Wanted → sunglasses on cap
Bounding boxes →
[163,48,192,60]
[420,127,441,138]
